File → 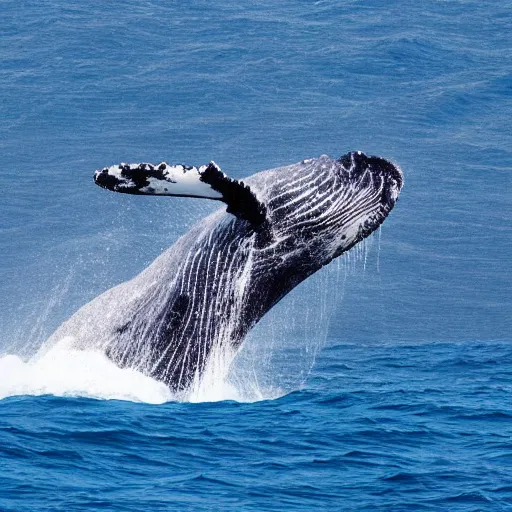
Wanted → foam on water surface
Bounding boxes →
[0,337,173,404]
[0,336,285,404]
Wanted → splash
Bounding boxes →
[0,337,172,404]
[0,237,374,404]
[185,342,286,403]
[0,336,282,404]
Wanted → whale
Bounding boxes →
[45,151,403,392]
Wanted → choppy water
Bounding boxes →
[2,342,512,511]
[1,0,511,510]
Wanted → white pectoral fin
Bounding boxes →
[94,161,267,226]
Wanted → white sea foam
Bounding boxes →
[0,336,281,404]
[0,337,172,404]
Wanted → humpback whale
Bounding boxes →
[46,151,403,392]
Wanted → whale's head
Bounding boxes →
[266,151,403,261]
[94,151,402,264]
[333,151,403,252]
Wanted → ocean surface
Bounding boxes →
[0,0,511,510]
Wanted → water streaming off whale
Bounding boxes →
[0,236,375,403]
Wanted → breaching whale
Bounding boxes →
[46,152,403,392]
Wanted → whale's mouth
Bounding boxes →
[339,151,403,206]
[321,151,403,257]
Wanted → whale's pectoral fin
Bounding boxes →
[200,162,267,226]
[94,160,267,227]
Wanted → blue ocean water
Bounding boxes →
[2,342,512,511]
[0,0,511,510]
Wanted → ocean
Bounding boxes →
[1,0,511,510]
